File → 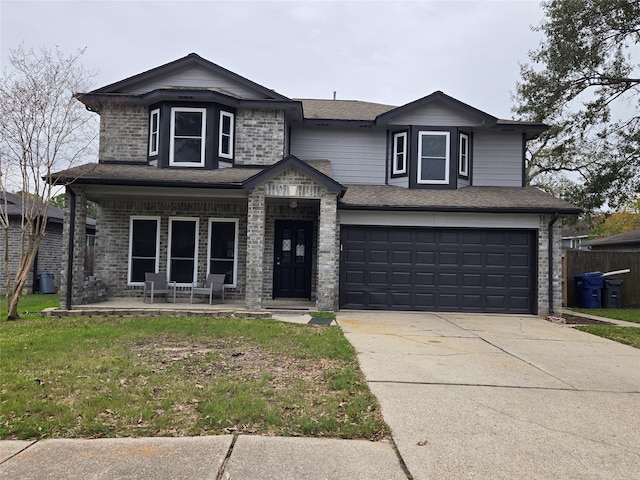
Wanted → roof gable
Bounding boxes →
[243,155,345,195]
[376,91,497,127]
[90,53,290,101]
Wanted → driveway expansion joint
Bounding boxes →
[215,434,237,480]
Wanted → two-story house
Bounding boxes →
[50,53,579,315]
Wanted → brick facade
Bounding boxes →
[93,200,248,300]
[99,104,148,163]
[235,108,286,166]
[0,218,62,293]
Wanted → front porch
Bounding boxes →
[44,297,318,319]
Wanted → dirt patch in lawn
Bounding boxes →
[562,314,612,326]
[130,340,340,387]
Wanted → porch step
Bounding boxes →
[42,307,272,319]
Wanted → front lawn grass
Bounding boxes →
[571,308,640,324]
[575,325,640,349]
[0,316,389,441]
[1,293,59,320]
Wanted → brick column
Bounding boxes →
[537,215,563,316]
[245,189,265,309]
[60,187,87,309]
[316,193,338,311]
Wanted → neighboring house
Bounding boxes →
[584,230,640,251]
[49,53,580,315]
[562,222,591,250]
[0,192,96,293]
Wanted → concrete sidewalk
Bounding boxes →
[338,311,640,480]
[0,435,407,479]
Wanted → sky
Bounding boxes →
[1,0,546,119]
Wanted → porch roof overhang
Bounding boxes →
[338,185,582,215]
[48,158,347,200]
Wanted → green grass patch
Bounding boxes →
[0,315,389,441]
[575,325,640,349]
[1,294,59,321]
[571,308,640,324]
[310,312,336,319]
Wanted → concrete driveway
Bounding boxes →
[338,312,640,480]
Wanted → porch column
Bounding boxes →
[316,192,339,311]
[60,186,87,309]
[246,189,266,309]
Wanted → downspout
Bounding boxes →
[66,186,76,310]
[547,213,560,314]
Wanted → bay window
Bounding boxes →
[418,131,450,184]
[392,131,407,175]
[219,111,234,159]
[459,132,470,177]
[169,107,206,166]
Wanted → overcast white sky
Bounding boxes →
[1,0,545,118]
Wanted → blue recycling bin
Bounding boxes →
[574,271,604,308]
[37,273,55,294]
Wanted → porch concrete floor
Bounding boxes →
[44,297,317,318]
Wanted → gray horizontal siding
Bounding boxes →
[126,66,269,99]
[472,132,523,187]
[290,127,386,185]
[388,103,485,127]
[388,175,408,187]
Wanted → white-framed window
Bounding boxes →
[218,111,234,159]
[208,218,239,287]
[148,108,160,156]
[168,217,199,285]
[417,131,450,184]
[169,107,206,167]
[458,132,469,177]
[392,131,407,175]
[128,216,160,285]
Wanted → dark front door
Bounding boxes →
[273,220,312,298]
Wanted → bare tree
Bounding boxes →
[0,45,96,319]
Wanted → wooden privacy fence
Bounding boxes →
[563,250,640,308]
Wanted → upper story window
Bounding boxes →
[417,131,450,184]
[392,131,407,176]
[219,111,234,159]
[148,109,160,156]
[169,107,207,167]
[458,132,469,178]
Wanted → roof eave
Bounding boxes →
[338,204,582,215]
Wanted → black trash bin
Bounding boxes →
[602,277,623,309]
[574,272,604,308]
[38,273,55,294]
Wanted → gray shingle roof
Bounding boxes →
[1,191,65,222]
[50,163,264,186]
[50,161,334,188]
[339,185,581,214]
[49,164,579,214]
[584,230,640,247]
[298,99,396,121]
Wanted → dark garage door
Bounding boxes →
[340,226,536,314]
